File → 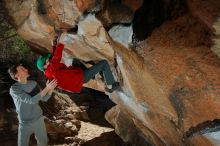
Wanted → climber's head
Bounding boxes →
[36,54,51,71]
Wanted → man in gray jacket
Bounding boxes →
[8,64,57,146]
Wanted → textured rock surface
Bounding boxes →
[95,0,134,27]
[3,0,220,145]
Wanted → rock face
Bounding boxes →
[3,0,220,145]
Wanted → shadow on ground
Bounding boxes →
[82,131,130,146]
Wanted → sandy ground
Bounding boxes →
[50,121,115,146]
[77,121,114,141]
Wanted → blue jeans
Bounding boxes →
[18,117,48,146]
[83,60,116,85]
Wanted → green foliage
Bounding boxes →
[0,0,31,57]
[0,18,31,60]
[7,35,30,54]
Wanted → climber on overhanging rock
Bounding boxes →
[36,32,120,93]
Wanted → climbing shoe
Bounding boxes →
[106,82,121,93]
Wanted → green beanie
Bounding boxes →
[36,54,52,71]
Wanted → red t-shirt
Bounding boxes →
[44,43,83,93]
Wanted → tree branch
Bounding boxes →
[0,33,17,42]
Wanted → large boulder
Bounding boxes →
[4,0,220,145]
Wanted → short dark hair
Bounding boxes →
[8,64,20,81]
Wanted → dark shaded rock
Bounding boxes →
[132,0,186,42]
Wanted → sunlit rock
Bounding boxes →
[44,0,81,29]
[4,0,220,145]
[108,25,133,49]
[211,17,220,57]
